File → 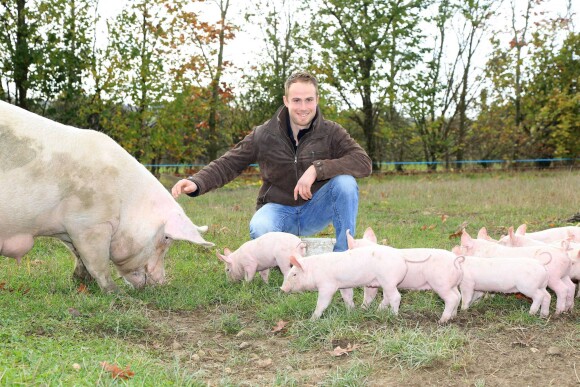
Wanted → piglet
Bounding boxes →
[217,232,305,283]
[508,224,580,244]
[280,246,407,320]
[347,228,464,324]
[459,254,551,317]
[570,252,580,297]
[454,230,575,313]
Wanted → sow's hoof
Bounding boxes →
[73,265,95,283]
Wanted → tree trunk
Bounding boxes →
[14,0,31,109]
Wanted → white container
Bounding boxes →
[301,237,336,256]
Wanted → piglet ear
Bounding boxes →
[289,255,303,271]
[216,251,231,263]
[346,230,356,250]
[477,227,488,240]
[363,227,377,243]
[461,229,473,247]
[508,226,516,240]
[515,224,527,235]
[165,211,214,247]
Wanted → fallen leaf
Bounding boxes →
[271,320,288,333]
[428,224,436,230]
[330,343,360,357]
[77,284,88,294]
[441,214,449,223]
[420,225,427,231]
[18,285,30,295]
[72,363,81,371]
[448,229,464,240]
[68,308,81,317]
[100,361,135,380]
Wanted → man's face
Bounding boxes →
[283,81,319,130]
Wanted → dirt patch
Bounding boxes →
[140,306,580,386]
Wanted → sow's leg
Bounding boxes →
[68,224,119,293]
[61,240,94,283]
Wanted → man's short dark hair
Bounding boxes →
[285,71,319,97]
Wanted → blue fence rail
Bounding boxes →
[144,158,579,169]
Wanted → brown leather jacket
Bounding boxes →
[187,105,372,209]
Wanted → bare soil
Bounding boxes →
[142,304,580,386]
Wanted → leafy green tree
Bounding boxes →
[406,0,457,170]
[165,0,236,164]
[104,0,172,174]
[522,29,579,161]
[311,0,427,170]
[36,0,97,125]
[0,0,42,108]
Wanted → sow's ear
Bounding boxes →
[165,212,215,247]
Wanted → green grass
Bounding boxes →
[1,170,579,384]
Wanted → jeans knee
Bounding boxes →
[249,217,278,239]
[331,175,358,197]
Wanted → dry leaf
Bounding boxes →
[271,320,288,333]
[77,284,88,294]
[100,361,135,380]
[441,214,449,223]
[330,343,360,357]
[448,230,463,239]
[68,308,81,317]
[72,363,81,371]
[428,224,436,230]
[420,225,427,231]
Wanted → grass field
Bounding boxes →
[1,170,579,385]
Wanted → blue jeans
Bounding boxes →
[249,175,359,252]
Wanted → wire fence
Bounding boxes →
[145,158,579,176]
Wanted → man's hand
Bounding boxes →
[294,165,317,200]
[171,179,198,199]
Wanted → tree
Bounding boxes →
[311,0,427,170]
[0,0,41,108]
[406,0,458,170]
[229,0,309,144]
[105,0,172,173]
[37,0,97,125]
[523,28,579,161]
[454,0,495,169]
[166,0,236,163]
[484,0,537,161]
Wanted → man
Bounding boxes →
[172,71,372,251]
